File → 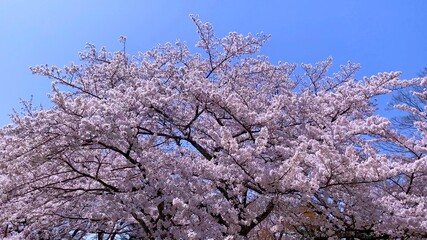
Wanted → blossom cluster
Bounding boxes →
[0,18,425,239]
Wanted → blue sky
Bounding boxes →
[0,1,426,126]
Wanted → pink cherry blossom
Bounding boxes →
[0,17,426,239]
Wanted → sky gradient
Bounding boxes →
[0,1,426,125]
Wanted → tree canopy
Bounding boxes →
[0,18,426,239]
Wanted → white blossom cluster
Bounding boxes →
[0,17,425,239]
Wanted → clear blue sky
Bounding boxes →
[0,1,426,126]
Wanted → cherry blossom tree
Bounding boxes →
[0,17,426,239]
[373,76,427,238]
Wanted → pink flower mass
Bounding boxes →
[0,17,426,239]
